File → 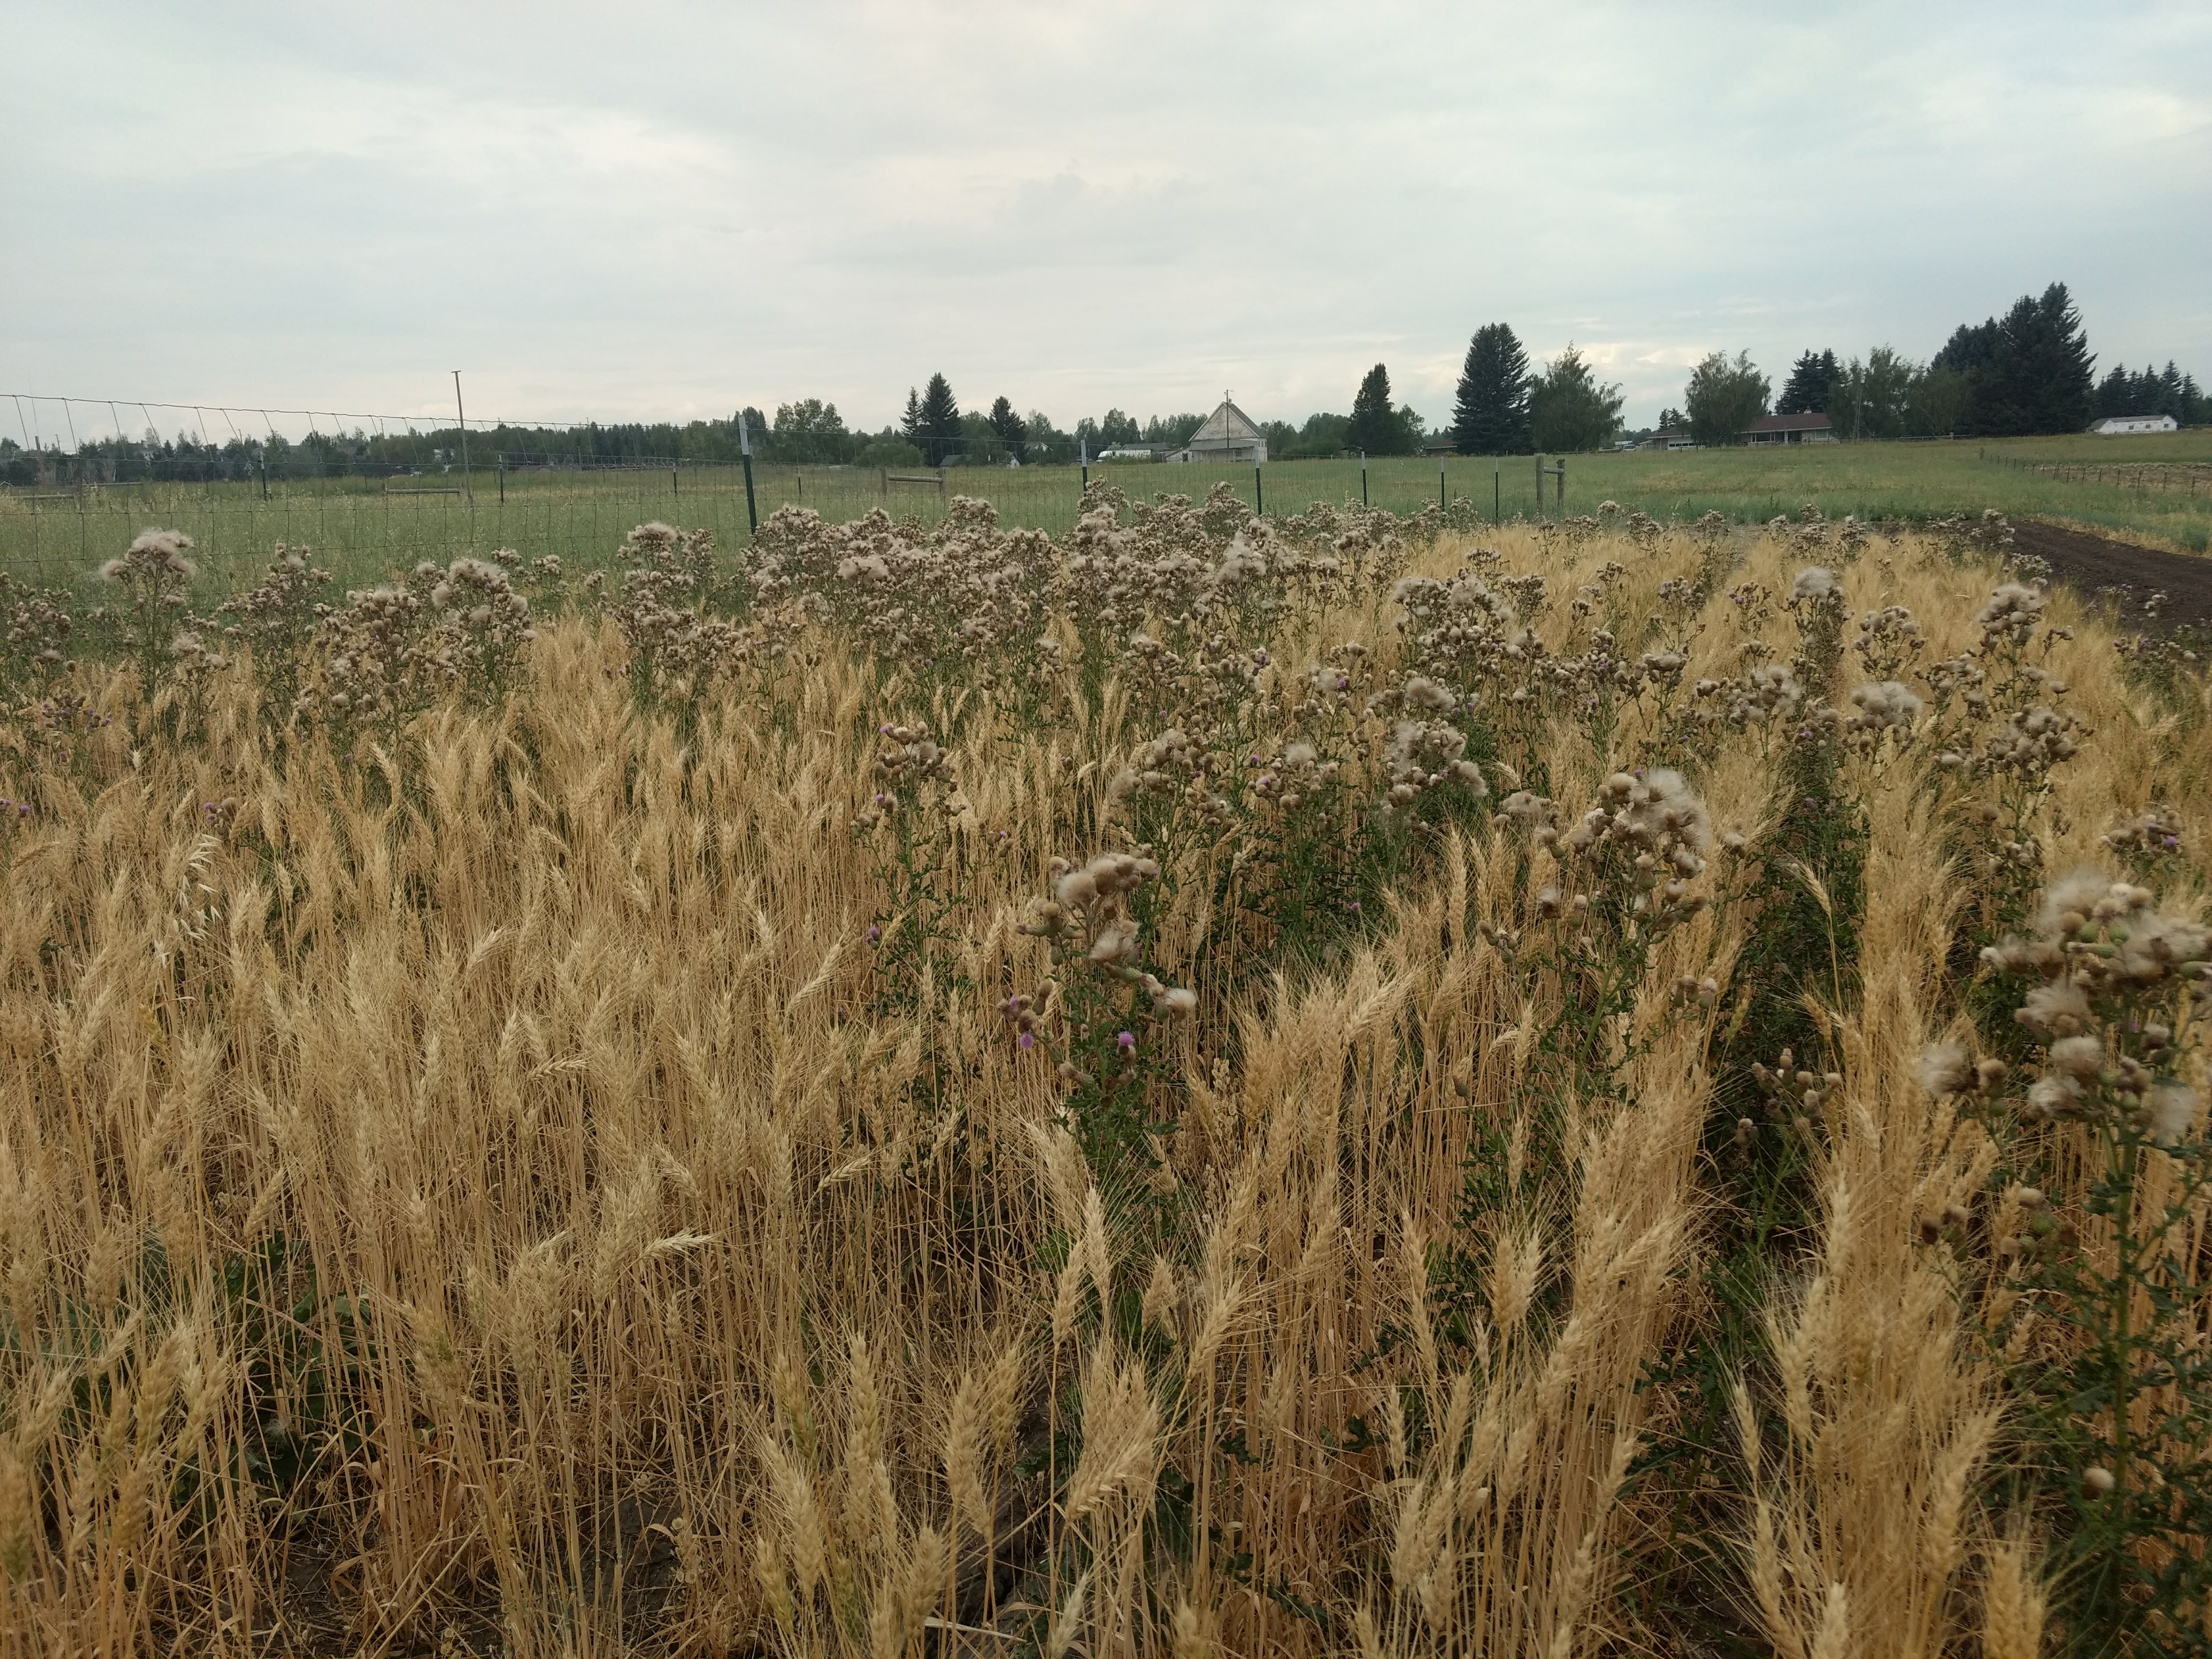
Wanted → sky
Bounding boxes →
[3,0,2209,445]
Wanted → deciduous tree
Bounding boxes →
[1683,351,1770,447]
[1528,345,1625,452]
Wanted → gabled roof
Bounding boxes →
[1744,412,1833,434]
[1188,399,1262,446]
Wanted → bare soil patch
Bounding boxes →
[2013,519,2212,634]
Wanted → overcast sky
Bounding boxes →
[4,1,2208,444]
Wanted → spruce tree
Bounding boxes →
[1452,324,1532,455]
[1348,364,1404,455]
[986,396,1027,458]
[1777,350,1841,415]
[900,388,924,447]
[2000,283,2095,435]
[1934,285,2094,436]
[918,374,962,464]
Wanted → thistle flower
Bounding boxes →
[2145,1083,2200,1147]
[2016,981,2091,1038]
[2045,1035,2104,1082]
[1914,1042,1974,1096]
[1791,566,1837,601]
[1847,679,1923,731]
[2026,1073,2082,1119]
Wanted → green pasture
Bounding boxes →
[3,430,2207,600]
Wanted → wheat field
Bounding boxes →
[0,492,2206,1657]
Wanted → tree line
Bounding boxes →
[6,279,2198,489]
[1675,283,2206,447]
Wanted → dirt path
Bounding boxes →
[2011,520,2212,635]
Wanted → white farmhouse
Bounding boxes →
[2089,413,2179,434]
[1169,398,1268,465]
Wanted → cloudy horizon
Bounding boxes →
[4,0,2208,446]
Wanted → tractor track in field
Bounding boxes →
[2011,520,2212,636]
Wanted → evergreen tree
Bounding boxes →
[1657,407,1684,433]
[1452,324,1532,455]
[1777,349,1841,415]
[1683,351,1770,446]
[900,388,924,447]
[1349,364,1407,455]
[986,396,1027,458]
[1933,284,2094,436]
[917,373,962,464]
[2001,283,2096,434]
[1527,345,1625,452]
[1099,409,1141,447]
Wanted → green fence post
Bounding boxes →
[739,411,758,536]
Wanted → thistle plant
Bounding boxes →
[1011,851,1195,1207]
[211,543,334,726]
[1963,868,2212,1654]
[0,573,76,702]
[95,528,197,685]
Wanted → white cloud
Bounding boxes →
[2,0,2206,434]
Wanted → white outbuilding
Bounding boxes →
[2090,413,2179,435]
[1169,398,1268,465]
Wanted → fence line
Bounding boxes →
[1983,456,2212,494]
[0,456,1566,594]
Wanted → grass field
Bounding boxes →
[2,493,2209,1655]
[3,430,2209,600]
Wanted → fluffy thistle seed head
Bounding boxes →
[1915,1042,1973,1096]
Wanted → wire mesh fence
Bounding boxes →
[0,456,1560,598]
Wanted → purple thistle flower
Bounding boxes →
[1116,1030,1136,1052]
[1018,1032,1035,1050]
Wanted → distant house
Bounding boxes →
[1169,398,1268,465]
[1644,427,1697,450]
[1097,445,1162,461]
[1744,412,1835,445]
[2090,413,2178,435]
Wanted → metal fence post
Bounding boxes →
[453,371,472,503]
[1439,465,1445,510]
[1254,463,1263,516]
[1360,451,1368,506]
[739,410,758,535]
[1494,462,1500,523]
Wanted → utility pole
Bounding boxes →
[452,371,472,502]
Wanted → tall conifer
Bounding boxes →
[1452,325,1532,455]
